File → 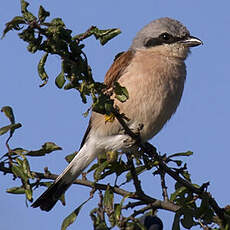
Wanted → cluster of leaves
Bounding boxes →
[171,183,214,229]
[63,145,225,230]
[0,106,62,203]
[1,105,229,230]
[2,0,126,116]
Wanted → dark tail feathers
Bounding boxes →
[31,180,70,212]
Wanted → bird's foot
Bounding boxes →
[122,122,144,148]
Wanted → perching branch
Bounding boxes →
[113,109,228,225]
[0,163,180,213]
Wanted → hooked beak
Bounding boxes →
[180,35,203,47]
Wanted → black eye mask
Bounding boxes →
[144,32,189,47]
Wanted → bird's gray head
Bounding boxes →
[130,17,202,58]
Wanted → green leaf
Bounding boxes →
[59,193,66,206]
[64,82,74,90]
[125,165,146,183]
[106,151,118,163]
[50,18,65,27]
[196,198,209,218]
[2,16,25,39]
[170,186,187,202]
[6,186,25,194]
[93,161,110,181]
[124,222,137,230]
[224,205,230,216]
[169,151,193,159]
[74,26,121,45]
[202,208,215,225]
[1,106,15,124]
[173,160,182,166]
[11,148,28,155]
[65,152,77,163]
[114,204,122,223]
[0,123,22,136]
[103,186,114,214]
[195,198,214,225]
[61,199,90,230]
[103,187,116,227]
[38,181,52,188]
[172,212,181,230]
[22,158,33,178]
[25,185,33,201]
[90,27,121,45]
[114,194,130,223]
[55,71,66,88]
[15,157,23,166]
[18,27,35,42]
[97,28,121,45]
[93,160,128,181]
[135,221,146,230]
[20,0,36,23]
[20,0,29,14]
[87,163,99,174]
[181,170,191,181]
[104,102,114,114]
[82,108,91,118]
[43,142,62,152]
[37,52,49,86]
[38,5,50,23]
[113,82,129,102]
[90,208,109,230]
[93,94,114,115]
[181,209,196,229]
[26,142,62,156]
[25,150,45,157]
[27,42,39,53]
[12,164,28,181]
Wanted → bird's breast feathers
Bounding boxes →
[116,50,186,141]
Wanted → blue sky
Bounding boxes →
[1,1,230,230]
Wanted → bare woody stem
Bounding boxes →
[159,171,169,201]
[126,154,144,195]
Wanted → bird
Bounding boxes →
[32,17,202,211]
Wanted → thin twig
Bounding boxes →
[126,154,143,195]
[159,171,169,201]
[97,191,105,222]
[123,201,146,210]
[131,204,154,218]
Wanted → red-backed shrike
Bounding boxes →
[32,17,202,211]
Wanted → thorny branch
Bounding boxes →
[112,109,227,225]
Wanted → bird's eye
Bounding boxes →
[159,32,174,43]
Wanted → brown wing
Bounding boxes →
[104,50,134,88]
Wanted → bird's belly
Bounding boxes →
[118,74,184,142]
